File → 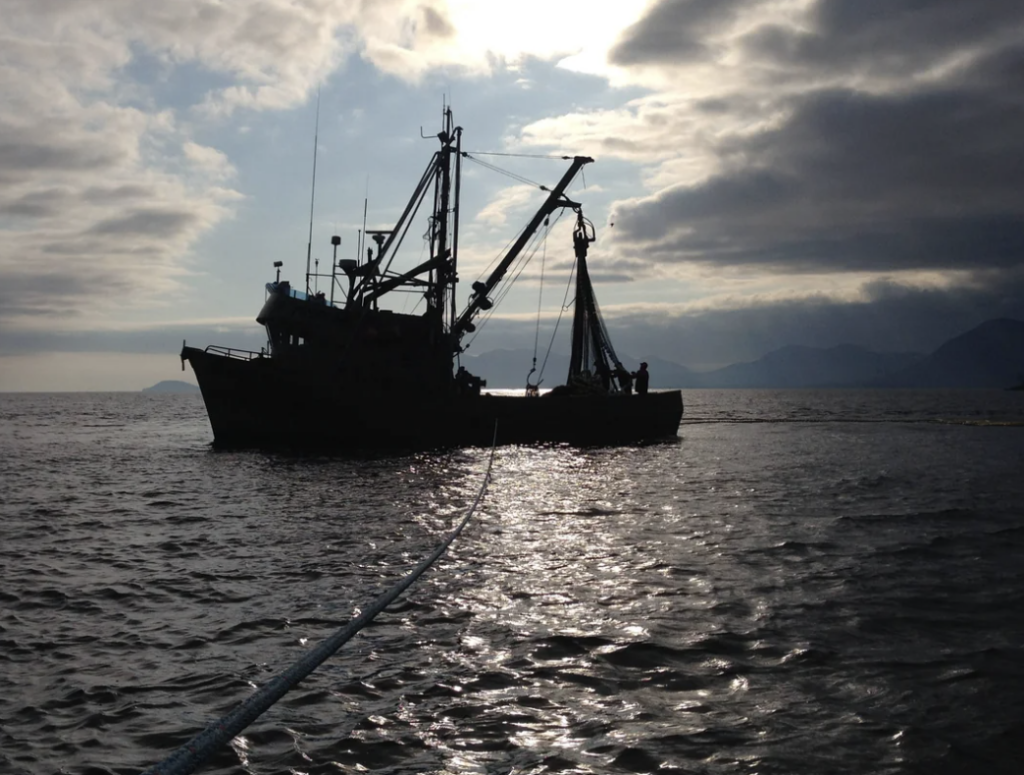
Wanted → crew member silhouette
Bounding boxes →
[634,362,650,396]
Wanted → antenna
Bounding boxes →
[305,86,321,295]
[359,176,369,266]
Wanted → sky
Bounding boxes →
[2,0,1023,390]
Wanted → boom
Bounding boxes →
[451,155,593,345]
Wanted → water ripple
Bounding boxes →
[1,392,1023,773]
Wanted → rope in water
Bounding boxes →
[143,437,498,775]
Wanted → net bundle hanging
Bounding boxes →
[566,211,629,394]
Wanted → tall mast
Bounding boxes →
[450,122,463,334]
[431,108,454,319]
[305,87,321,296]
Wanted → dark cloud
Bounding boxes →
[605,0,1024,278]
[83,184,160,203]
[0,191,64,218]
[0,321,265,357]
[960,43,1024,93]
[613,81,1024,273]
[610,0,750,66]
[0,270,134,321]
[548,256,647,282]
[86,208,200,238]
[0,131,122,176]
[732,1,1024,82]
[588,272,634,284]
[468,270,1024,368]
[420,6,455,39]
[808,0,1024,70]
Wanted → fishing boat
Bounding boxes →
[181,110,683,450]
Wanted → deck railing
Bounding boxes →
[205,345,266,361]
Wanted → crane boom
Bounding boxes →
[452,155,593,344]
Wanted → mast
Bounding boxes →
[359,112,462,315]
[428,108,460,327]
[452,155,593,344]
[430,117,449,318]
[305,88,321,296]
[450,124,463,334]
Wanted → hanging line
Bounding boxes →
[143,431,499,775]
[538,256,578,383]
[528,217,549,385]
[463,151,573,160]
[461,154,546,190]
[464,210,565,351]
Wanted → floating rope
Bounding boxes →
[143,434,498,775]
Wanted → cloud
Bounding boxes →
[0,318,265,357]
[0,0,469,331]
[513,0,1024,289]
[87,209,201,238]
[608,81,1024,275]
[420,6,456,39]
[610,0,751,67]
[0,0,652,336]
[7,0,1023,385]
[183,142,236,179]
[475,184,541,226]
[765,0,1024,82]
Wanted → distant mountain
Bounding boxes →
[463,349,701,389]
[881,318,1024,388]
[143,380,200,393]
[463,318,1024,390]
[631,355,701,388]
[696,344,921,388]
[463,349,570,389]
[464,348,701,388]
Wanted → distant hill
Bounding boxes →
[881,318,1024,388]
[696,344,921,388]
[636,355,700,389]
[463,349,570,389]
[463,349,700,389]
[143,380,200,393]
[461,318,1024,390]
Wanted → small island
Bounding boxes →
[143,380,201,393]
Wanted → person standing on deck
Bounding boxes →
[635,362,650,396]
[616,365,633,395]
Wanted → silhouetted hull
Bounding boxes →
[183,347,683,450]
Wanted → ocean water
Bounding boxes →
[2,389,1023,775]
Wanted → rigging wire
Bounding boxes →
[529,217,548,381]
[491,229,545,308]
[463,151,573,160]
[462,154,546,190]
[464,156,585,289]
[400,239,429,314]
[500,210,564,309]
[463,210,565,350]
[538,256,578,383]
[464,230,544,347]
[473,224,527,287]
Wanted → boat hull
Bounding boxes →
[183,347,683,450]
